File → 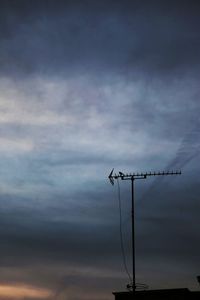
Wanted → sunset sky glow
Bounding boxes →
[0,284,51,298]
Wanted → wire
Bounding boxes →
[116,178,132,284]
[116,178,149,291]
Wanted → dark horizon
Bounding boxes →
[0,1,200,299]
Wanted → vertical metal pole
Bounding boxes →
[131,177,135,293]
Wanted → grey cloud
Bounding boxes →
[138,113,200,207]
[166,119,200,170]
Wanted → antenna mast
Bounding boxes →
[108,169,181,293]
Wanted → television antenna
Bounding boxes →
[108,169,181,292]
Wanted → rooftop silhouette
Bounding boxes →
[113,288,200,300]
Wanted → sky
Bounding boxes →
[0,0,200,299]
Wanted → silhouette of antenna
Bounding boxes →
[108,169,181,293]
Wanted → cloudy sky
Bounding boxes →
[0,0,200,299]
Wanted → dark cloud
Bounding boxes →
[0,189,120,266]
[0,0,200,78]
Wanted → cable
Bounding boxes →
[116,179,149,292]
[116,178,132,284]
